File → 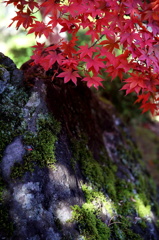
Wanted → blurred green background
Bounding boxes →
[0,2,40,68]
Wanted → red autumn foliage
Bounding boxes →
[5,0,159,114]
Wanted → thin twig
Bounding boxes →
[89,34,105,48]
[108,222,122,227]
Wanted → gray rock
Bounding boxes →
[56,202,72,224]
[1,137,25,179]
[0,67,10,93]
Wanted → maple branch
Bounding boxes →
[75,45,80,49]
[89,34,105,48]
[32,9,40,14]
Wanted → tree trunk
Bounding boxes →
[0,52,159,240]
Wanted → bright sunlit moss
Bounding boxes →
[134,197,151,218]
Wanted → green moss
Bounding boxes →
[153,201,159,218]
[10,157,34,179]
[0,86,29,158]
[115,180,136,216]
[135,164,159,229]
[136,174,157,203]
[72,200,143,240]
[36,113,61,134]
[103,165,117,199]
[110,215,143,240]
[82,184,116,217]
[69,115,159,240]
[71,138,137,215]
[25,129,58,168]
[72,204,111,240]
[122,228,143,240]
[111,225,126,240]
[134,197,151,218]
[70,137,152,239]
[11,114,61,179]
[134,173,159,220]
[80,184,143,240]
[71,138,105,188]
[111,225,142,240]
[156,220,159,228]
[71,138,117,194]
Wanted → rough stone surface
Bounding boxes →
[1,137,25,179]
[0,67,10,93]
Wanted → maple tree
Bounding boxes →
[5,0,159,114]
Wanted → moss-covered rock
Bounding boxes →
[0,53,26,239]
[10,114,61,179]
[70,135,159,240]
[1,53,159,240]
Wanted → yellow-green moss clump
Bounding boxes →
[134,198,151,218]
[11,114,61,179]
[72,203,111,240]
[81,184,116,218]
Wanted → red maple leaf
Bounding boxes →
[39,52,64,71]
[106,50,131,79]
[121,73,149,95]
[59,17,80,34]
[40,0,60,16]
[60,36,78,57]
[62,58,79,70]
[28,21,52,38]
[86,27,99,42]
[77,45,96,59]
[99,34,120,52]
[32,42,45,54]
[5,0,26,7]
[82,75,104,89]
[27,1,39,11]
[57,68,80,84]
[141,102,157,114]
[135,93,151,104]
[9,8,35,29]
[84,55,105,73]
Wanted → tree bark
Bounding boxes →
[0,53,159,240]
